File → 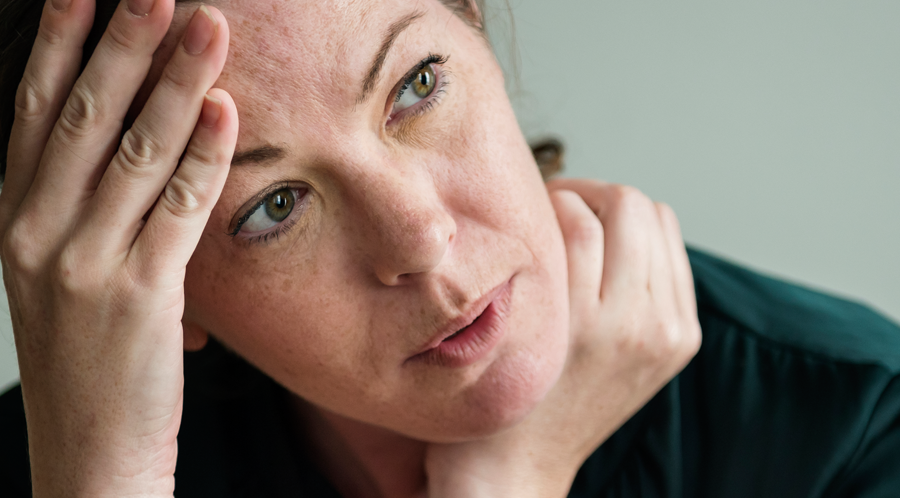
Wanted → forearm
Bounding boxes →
[25,401,177,498]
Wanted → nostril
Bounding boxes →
[374,268,414,287]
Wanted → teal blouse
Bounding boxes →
[2,248,899,497]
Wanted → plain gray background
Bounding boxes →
[1,0,898,392]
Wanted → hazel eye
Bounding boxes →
[411,65,436,98]
[240,188,296,233]
[394,64,437,113]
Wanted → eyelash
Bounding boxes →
[389,53,450,122]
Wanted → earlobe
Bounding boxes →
[183,322,210,351]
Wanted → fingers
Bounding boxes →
[83,5,229,255]
[131,88,237,275]
[547,179,695,321]
[1,0,95,220]
[24,0,175,218]
[550,190,604,312]
[655,202,698,318]
[646,201,675,311]
[547,179,652,300]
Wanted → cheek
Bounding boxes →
[435,50,551,237]
[182,237,376,403]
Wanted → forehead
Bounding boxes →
[175,0,450,147]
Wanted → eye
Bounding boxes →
[389,54,448,121]
[394,64,437,113]
[238,187,298,234]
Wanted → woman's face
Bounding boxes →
[159,0,569,441]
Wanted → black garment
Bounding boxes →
[2,248,899,497]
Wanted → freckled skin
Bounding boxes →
[151,0,570,443]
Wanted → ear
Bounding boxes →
[464,0,484,30]
[183,321,210,352]
[442,0,483,30]
[459,0,484,32]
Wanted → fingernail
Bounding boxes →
[126,0,155,17]
[183,5,218,56]
[200,94,223,128]
[51,0,72,12]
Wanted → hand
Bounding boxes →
[0,0,236,496]
[425,179,701,498]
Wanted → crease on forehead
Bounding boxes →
[212,0,395,143]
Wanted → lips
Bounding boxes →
[407,279,513,368]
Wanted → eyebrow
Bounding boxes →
[229,12,426,168]
[231,145,287,167]
[357,11,426,105]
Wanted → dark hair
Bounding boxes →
[0,0,43,183]
[0,0,116,182]
[0,0,563,184]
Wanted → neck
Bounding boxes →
[290,396,428,498]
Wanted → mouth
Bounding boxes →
[407,278,514,368]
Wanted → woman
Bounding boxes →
[0,0,897,496]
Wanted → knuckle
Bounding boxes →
[613,188,659,228]
[654,317,701,363]
[1,222,44,276]
[125,256,169,291]
[655,201,674,219]
[104,19,144,56]
[53,245,109,297]
[160,62,198,94]
[53,247,83,294]
[160,175,204,219]
[568,214,603,246]
[684,321,703,356]
[548,188,575,208]
[13,77,50,124]
[612,185,650,212]
[117,128,163,177]
[657,320,683,353]
[184,138,222,167]
[36,15,67,48]
[655,202,680,228]
[57,86,102,141]
[617,311,682,358]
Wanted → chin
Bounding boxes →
[423,320,569,443]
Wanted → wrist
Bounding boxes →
[27,427,177,498]
[31,467,175,498]
[21,379,180,498]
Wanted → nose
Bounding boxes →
[357,170,457,286]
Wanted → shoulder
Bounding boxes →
[0,384,32,497]
[687,246,900,372]
[678,248,900,495]
[573,249,900,497]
